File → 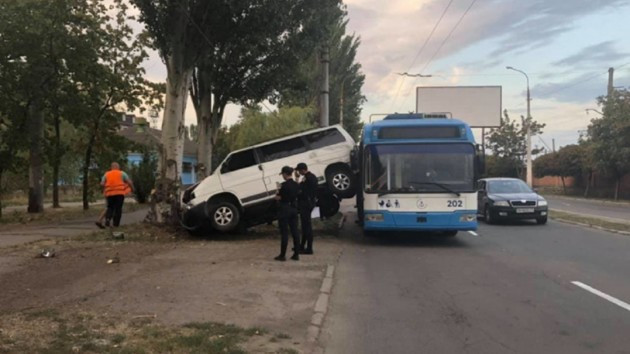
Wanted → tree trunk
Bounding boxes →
[0,169,3,219]
[196,94,213,177]
[82,143,93,211]
[27,101,45,213]
[149,53,192,225]
[560,176,566,194]
[583,171,591,198]
[614,177,620,201]
[52,113,62,208]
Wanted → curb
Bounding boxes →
[551,217,630,236]
[306,264,335,352]
[545,195,630,207]
[550,208,630,226]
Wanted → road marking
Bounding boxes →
[571,281,630,312]
[468,231,479,237]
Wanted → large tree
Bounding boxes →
[486,110,545,179]
[132,0,211,223]
[189,0,343,175]
[588,89,630,200]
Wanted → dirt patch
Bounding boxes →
[0,308,298,353]
[0,223,344,351]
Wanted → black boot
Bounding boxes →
[290,253,299,261]
[274,255,286,262]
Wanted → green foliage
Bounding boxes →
[211,106,316,171]
[279,15,366,140]
[485,110,545,178]
[129,152,158,204]
[534,145,585,179]
[484,155,520,178]
[587,89,630,199]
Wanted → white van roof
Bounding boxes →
[228,124,347,155]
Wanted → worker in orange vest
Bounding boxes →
[96,162,134,229]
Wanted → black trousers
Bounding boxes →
[105,195,125,227]
[299,200,315,251]
[278,206,299,257]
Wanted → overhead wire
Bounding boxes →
[388,0,455,112]
[399,0,479,111]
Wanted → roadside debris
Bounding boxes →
[111,231,125,240]
[40,248,55,258]
[107,254,120,264]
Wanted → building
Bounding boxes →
[119,114,198,186]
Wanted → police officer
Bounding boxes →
[275,166,300,261]
[295,162,318,254]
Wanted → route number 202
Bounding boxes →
[447,200,463,208]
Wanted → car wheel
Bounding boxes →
[208,201,240,232]
[326,166,355,198]
[536,216,548,225]
[484,205,494,224]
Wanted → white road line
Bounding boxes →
[468,231,479,237]
[571,281,630,312]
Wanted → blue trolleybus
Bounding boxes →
[356,113,483,236]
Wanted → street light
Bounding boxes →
[506,66,533,187]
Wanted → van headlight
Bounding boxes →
[459,214,476,222]
[493,200,509,207]
[538,200,548,207]
[365,213,384,222]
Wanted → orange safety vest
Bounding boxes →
[104,170,128,197]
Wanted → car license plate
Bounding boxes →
[516,208,535,213]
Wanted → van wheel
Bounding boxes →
[326,165,355,198]
[207,201,240,232]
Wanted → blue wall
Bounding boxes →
[126,153,197,186]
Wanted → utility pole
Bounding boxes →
[320,47,330,127]
[339,78,346,128]
[552,139,556,153]
[608,67,614,97]
[507,66,533,187]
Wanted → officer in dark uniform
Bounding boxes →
[275,166,300,261]
[295,162,318,254]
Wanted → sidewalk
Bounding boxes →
[0,208,148,248]
[545,195,630,225]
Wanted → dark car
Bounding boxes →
[477,178,548,224]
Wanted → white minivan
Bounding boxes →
[182,125,356,232]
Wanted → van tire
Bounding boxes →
[207,201,240,232]
[326,165,355,198]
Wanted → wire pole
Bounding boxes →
[320,47,330,127]
[507,66,533,187]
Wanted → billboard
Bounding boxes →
[416,86,502,128]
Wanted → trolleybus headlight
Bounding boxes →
[459,214,476,222]
[493,200,509,207]
[365,213,384,222]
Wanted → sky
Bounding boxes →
[139,0,630,151]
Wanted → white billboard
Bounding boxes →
[416,86,502,128]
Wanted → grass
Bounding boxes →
[550,210,630,234]
[0,203,146,227]
[0,309,283,354]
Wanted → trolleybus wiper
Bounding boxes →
[409,182,461,197]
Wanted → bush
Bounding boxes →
[129,152,157,204]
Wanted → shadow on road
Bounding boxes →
[360,231,471,249]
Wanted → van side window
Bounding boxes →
[221,150,256,173]
[306,128,345,149]
[260,137,307,162]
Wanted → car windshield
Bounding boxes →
[364,143,475,193]
[488,180,532,194]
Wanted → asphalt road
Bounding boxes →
[545,195,630,224]
[320,216,630,353]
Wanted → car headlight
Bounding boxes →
[493,200,510,207]
[365,213,384,222]
[538,200,548,207]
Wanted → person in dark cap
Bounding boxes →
[274,166,300,261]
[295,162,318,254]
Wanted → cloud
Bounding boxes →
[346,0,628,107]
[553,41,629,67]
[532,72,630,103]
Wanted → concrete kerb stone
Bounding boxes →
[307,264,335,347]
[551,217,630,236]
